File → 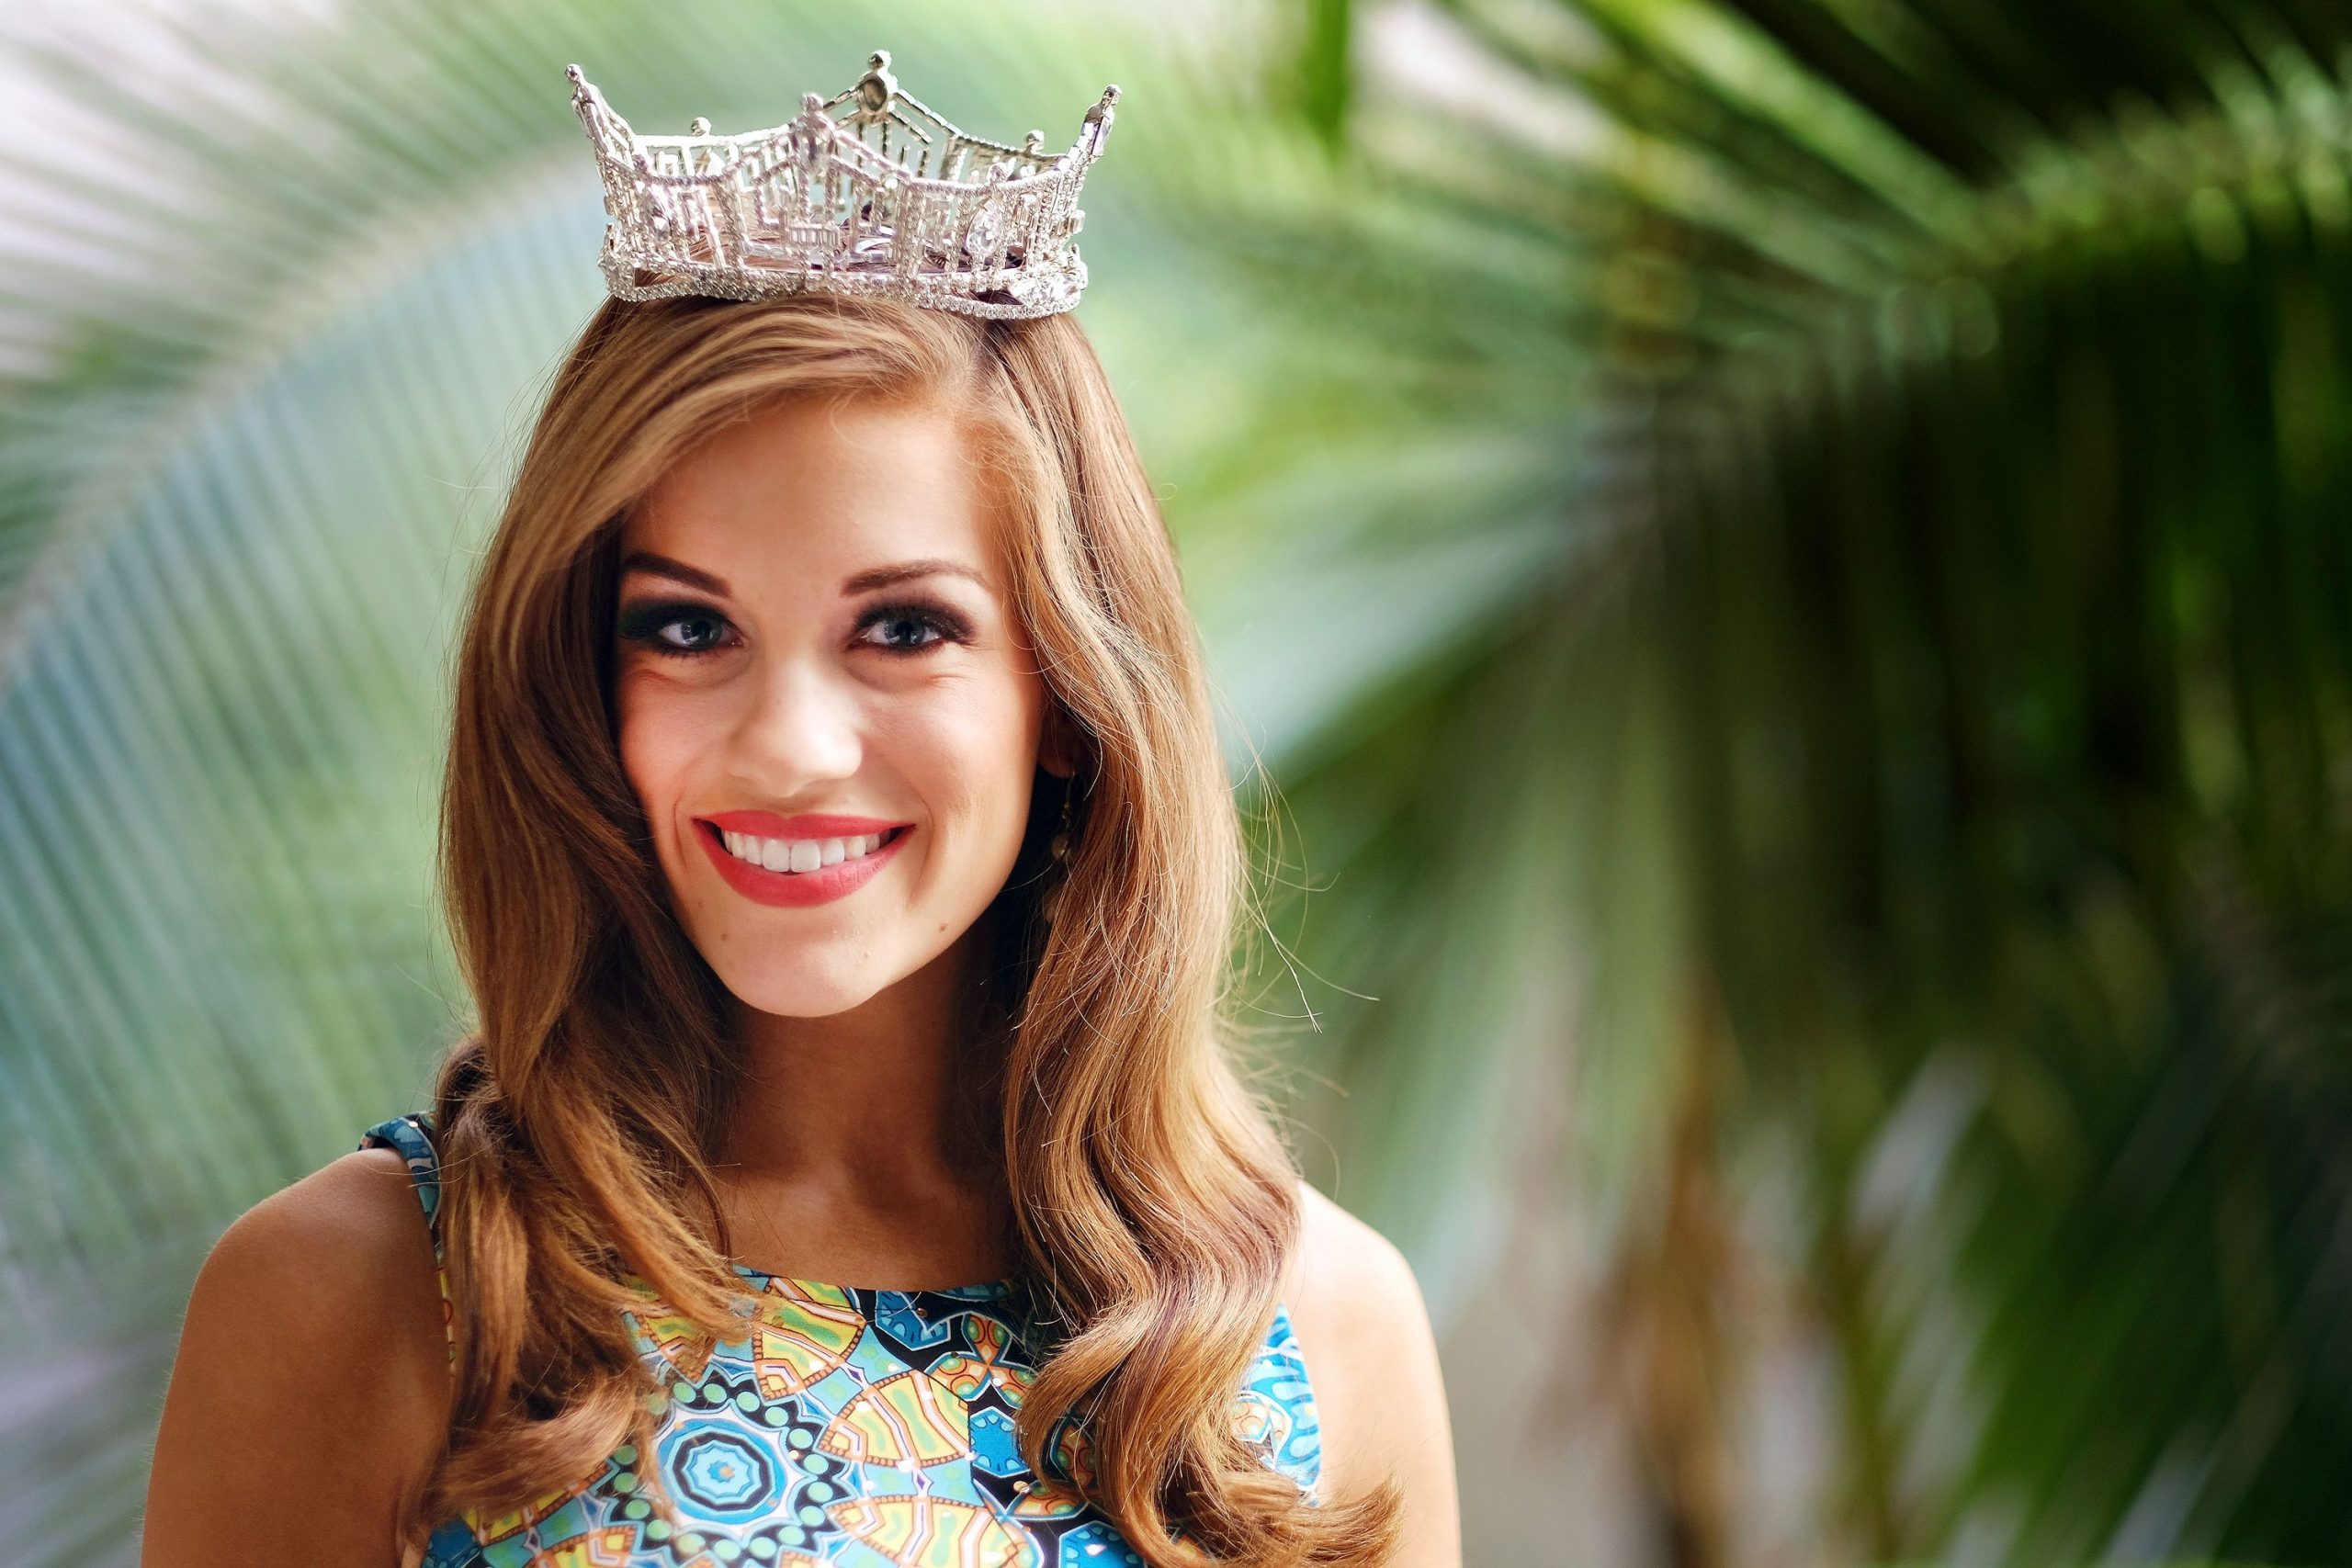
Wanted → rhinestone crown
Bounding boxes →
[566,51,1120,320]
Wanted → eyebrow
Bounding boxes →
[619,551,992,597]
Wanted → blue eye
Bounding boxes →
[855,600,972,655]
[615,595,974,660]
[616,600,735,659]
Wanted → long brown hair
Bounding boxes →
[415,292,1402,1564]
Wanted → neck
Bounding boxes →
[700,914,1016,1278]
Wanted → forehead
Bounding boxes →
[626,395,1002,582]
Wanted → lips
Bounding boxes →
[691,817,912,908]
[702,809,910,839]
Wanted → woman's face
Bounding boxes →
[613,393,1065,1019]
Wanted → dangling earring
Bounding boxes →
[1037,777,1080,938]
[1047,774,1077,864]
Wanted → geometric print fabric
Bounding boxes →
[359,1114,1325,1568]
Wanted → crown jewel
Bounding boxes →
[566,51,1120,320]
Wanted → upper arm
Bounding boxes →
[1285,1179,1462,1568]
[141,1147,453,1568]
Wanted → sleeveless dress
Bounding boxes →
[359,1113,1324,1568]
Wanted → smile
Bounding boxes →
[719,827,899,874]
[692,818,913,908]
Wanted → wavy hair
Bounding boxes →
[411,292,1401,1565]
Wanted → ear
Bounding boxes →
[1037,704,1081,781]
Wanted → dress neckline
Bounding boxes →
[726,1259,1023,1299]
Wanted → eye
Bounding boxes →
[616,599,738,659]
[855,599,972,655]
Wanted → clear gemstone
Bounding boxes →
[965,200,1004,258]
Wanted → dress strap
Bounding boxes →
[1240,1300,1324,1501]
[359,1111,458,1377]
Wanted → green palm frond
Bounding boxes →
[1182,0,2352,1562]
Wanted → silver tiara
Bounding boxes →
[565,51,1120,320]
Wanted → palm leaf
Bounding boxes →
[1180,0,2352,1561]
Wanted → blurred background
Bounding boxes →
[4,0,2350,1562]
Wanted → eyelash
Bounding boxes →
[615,598,972,660]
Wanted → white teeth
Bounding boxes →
[718,826,896,874]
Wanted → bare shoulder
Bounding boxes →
[142,1145,452,1568]
[1283,1180,1463,1567]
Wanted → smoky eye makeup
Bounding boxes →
[616,596,737,659]
[613,591,980,660]
[855,594,977,650]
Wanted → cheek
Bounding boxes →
[893,674,1044,832]
[614,674,712,829]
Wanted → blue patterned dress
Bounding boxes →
[360,1113,1323,1568]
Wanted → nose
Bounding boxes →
[732,656,863,787]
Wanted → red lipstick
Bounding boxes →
[704,810,907,839]
[692,812,915,908]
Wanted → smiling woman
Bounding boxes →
[139,288,1457,1568]
[609,397,1060,994]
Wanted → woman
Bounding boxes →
[140,290,1458,1567]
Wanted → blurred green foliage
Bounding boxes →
[4,0,2351,1564]
[1206,1,2352,1562]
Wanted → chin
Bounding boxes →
[717,956,893,1020]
